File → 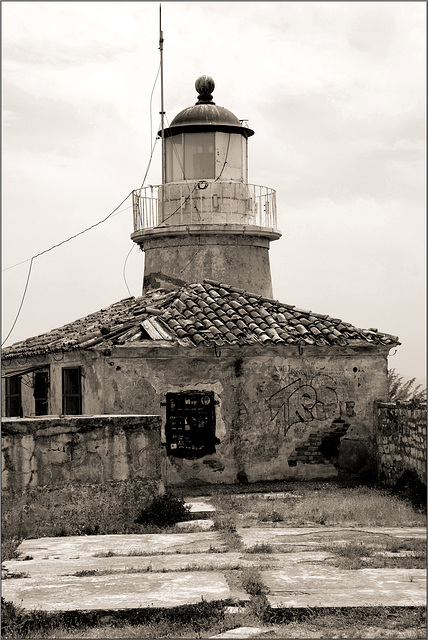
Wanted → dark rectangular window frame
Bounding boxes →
[5,375,23,417]
[34,369,50,416]
[62,366,82,415]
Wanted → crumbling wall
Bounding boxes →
[99,344,388,484]
[376,402,427,486]
[2,343,389,486]
[1,415,162,490]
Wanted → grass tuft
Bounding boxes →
[134,492,190,528]
[245,543,274,554]
[258,509,284,523]
[241,567,269,596]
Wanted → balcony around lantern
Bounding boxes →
[131,180,281,243]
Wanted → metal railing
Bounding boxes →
[132,181,277,232]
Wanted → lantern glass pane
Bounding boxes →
[166,136,183,182]
[216,133,243,181]
[184,132,215,179]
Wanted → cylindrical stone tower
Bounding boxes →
[131,76,281,296]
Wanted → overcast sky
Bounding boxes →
[2,2,426,383]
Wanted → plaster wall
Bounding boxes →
[1,415,162,490]
[2,344,389,486]
[97,343,389,485]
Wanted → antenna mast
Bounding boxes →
[159,4,166,220]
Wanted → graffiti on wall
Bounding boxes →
[268,374,340,434]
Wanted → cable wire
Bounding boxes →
[4,65,162,275]
[2,201,133,273]
[150,63,161,152]
[4,63,167,345]
[32,191,133,261]
[122,243,136,297]
[2,258,34,346]
[140,134,159,190]
[2,191,133,347]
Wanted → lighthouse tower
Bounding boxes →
[131,76,281,296]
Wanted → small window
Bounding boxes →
[5,375,22,417]
[165,390,216,458]
[62,367,82,415]
[34,371,49,416]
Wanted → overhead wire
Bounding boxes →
[2,258,34,347]
[4,68,232,346]
[149,63,161,153]
[4,62,164,345]
[139,133,160,190]
[2,196,133,273]
[122,244,136,297]
[2,191,133,347]
[123,66,163,294]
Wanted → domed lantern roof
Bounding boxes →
[160,76,254,138]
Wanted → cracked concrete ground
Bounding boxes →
[2,497,426,613]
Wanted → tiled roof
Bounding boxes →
[2,280,400,360]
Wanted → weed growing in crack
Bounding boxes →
[93,550,117,558]
[245,543,274,554]
[258,509,284,522]
[241,567,269,596]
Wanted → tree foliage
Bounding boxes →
[388,369,427,404]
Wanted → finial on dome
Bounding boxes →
[195,76,215,104]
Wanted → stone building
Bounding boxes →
[2,77,399,486]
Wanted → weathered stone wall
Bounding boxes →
[1,415,162,490]
[376,402,427,485]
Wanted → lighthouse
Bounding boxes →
[131,76,281,296]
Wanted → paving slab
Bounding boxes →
[238,526,427,550]
[175,519,215,531]
[352,527,426,539]
[210,627,274,638]
[186,499,216,513]
[5,551,331,582]
[264,567,426,608]
[2,526,426,614]
[3,551,262,579]
[232,493,301,500]
[261,492,302,500]
[1,571,233,611]
[10,532,229,561]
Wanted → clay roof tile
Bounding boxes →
[2,280,400,358]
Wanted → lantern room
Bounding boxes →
[162,75,254,183]
[131,75,281,296]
